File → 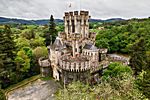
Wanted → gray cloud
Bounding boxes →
[0,0,150,19]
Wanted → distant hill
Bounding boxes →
[0,17,125,25]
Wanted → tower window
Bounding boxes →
[72,20,75,33]
[67,20,69,33]
[84,20,86,25]
[75,48,77,52]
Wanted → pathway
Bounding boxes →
[7,79,60,100]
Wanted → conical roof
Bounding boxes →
[51,37,63,50]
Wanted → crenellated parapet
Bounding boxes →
[58,55,90,72]
[38,57,50,67]
[64,11,90,39]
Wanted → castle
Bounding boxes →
[39,11,108,84]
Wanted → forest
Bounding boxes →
[0,17,150,99]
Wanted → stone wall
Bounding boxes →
[61,69,90,85]
[59,58,90,72]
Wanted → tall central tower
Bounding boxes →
[64,11,90,39]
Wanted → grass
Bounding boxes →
[40,76,53,81]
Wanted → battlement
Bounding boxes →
[38,57,50,67]
[64,11,89,17]
[59,55,90,72]
[64,10,90,39]
[80,11,89,16]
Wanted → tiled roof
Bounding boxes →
[51,37,64,50]
[83,43,98,50]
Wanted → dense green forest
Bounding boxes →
[91,18,150,54]
[0,17,150,99]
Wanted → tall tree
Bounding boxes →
[2,25,16,70]
[136,51,150,99]
[129,38,147,75]
[0,28,4,70]
[0,25,16,88]
[44,15,57,46]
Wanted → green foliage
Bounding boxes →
[136,70,150,99]
[20,29,35,39]
[0,25,16,88]
[56,23,64,32]
[15,47,33,72]
[56,73,145,100]
[0,24,47,89]
[95,38,109,49]
[0,89,6,100]
[30,37,45,48]
[129,38,148,75]
[94,18,150,53]
[40,76,52,81]
[15,37,30,49]
[33,46,48,59]
[102,62,132,80]
[43,15,58,46]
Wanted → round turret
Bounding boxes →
[59,55,90,72]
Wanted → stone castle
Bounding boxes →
[39,11,108,84]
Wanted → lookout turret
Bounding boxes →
[64,11,90,39]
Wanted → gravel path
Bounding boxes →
[7,79,60,100]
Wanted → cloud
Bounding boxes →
[0,0,150,19]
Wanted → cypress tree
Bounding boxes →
[44,15,57,46]
[49,15,57,44]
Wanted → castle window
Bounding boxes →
[84,20,86,25]
[75,48,77,52]
[72,20,75,33]
[74,63,76,69]
[67,20,69,33]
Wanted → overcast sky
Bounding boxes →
[0,0,150,20]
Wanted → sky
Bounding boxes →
[0,0,150,20]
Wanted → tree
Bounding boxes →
[0,28,5,71]
[141,70,150,98]
[102,62,132,80]
[15,47,33,73]
[2,25,16,70]
[44,15,57,46]
[20,29,35,40]
[0,89,6,100]
[15,37,30,50]
[56,73,145,100]
[129,38,147,75]
[33,46,48,59]
[0,25,16,88]
[135,51,150,99]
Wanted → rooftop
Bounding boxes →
[62,55,89,63]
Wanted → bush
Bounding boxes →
[102,62,132,80]
[0,89,6,100]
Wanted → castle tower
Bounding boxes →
[80,11,90,38]
[64,11,90,39]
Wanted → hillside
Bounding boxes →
[0,17,124,25]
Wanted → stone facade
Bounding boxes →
[39,11,108,84]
